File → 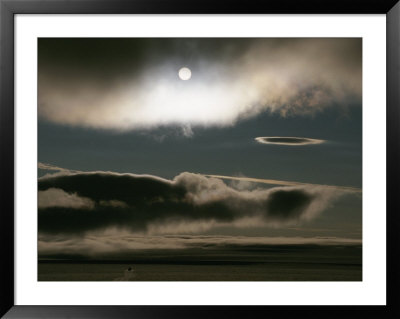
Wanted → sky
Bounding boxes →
[37,38,362,259]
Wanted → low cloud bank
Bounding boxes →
[38,233,362,258]
[38,171,341,235]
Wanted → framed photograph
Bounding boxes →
[1,0,399,318]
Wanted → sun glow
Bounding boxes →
[178,67,192,80]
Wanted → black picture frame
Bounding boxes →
[1,0,399,318]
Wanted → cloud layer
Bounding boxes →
[38,38,361,132]
[255,136,325,146]
[38,171,341,235]
[38,233,362,258]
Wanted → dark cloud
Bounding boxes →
[38,38,252,80]
[266,190,314,219]
[38,171,339,235]
[255,136,324,146]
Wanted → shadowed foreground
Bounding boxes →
[38,244,362,281]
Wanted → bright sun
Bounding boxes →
[178,67,192,81]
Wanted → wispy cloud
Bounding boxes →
[204,174,361,193]
[38,162,74,172]
[38,188,95,209]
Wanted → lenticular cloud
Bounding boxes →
[255,137,325,146]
